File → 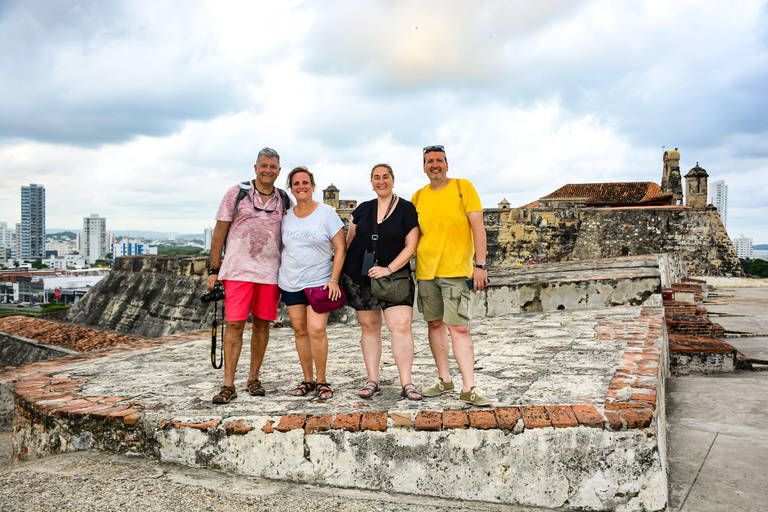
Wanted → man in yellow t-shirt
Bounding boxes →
[411,145,492,407]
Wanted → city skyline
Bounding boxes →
[1,1,767,242]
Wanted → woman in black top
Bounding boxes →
[341,163,422,400]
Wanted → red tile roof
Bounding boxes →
[541,182,667,206]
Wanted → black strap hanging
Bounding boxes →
[211,300,224,369]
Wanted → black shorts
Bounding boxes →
[280,288,310,307]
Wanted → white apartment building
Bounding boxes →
[45,254,86,271]
[732,234,753,259]
[46,239,78,256]
[83,214,107,264]
[0,222,10,263]
[709,180,728,230]
[204,227,213,252]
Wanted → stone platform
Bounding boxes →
[1,255,677,511]
[4,306,667,511]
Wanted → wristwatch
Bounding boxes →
[475,263,488,270]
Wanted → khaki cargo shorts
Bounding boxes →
[416,277,472,327]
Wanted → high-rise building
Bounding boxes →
[14,223,21,260]
[21,184,45,259]
[204,227,214,252]
[83,214,107,264]
[0,222,10,263]
[732,234,753,259]
[0,222,10,250]
[709,180,728,230]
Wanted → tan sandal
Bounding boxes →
[212,385,237,404]
[246,379,265,397]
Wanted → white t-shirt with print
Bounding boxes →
[278,203,344,292]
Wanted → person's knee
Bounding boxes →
[226,320,247,333]
[447,324,470,338]
[307,324,327,340]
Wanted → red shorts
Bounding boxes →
[222,280,280,322]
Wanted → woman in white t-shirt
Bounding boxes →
[278,167,346,399]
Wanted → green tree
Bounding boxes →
[31,258,49,269]
[740,259,768,278]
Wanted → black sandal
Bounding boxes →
[358,380,380,398]
[292,381,315,396]
[316,382,333,399]
[401,383,423,401]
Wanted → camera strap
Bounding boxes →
[211,300,224,369]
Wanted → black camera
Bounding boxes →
[201,282,225,303]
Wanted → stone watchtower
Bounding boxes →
[685,163,708,208]
[662,150,683,205]
[323,183,339,209]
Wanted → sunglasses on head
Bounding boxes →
[423,145,445,154]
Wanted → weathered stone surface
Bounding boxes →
[571,207,743,277]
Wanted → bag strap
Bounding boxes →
[371,205,379,265]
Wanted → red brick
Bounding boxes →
[275,414,306,432]
[122,413,141,425]
[442,410,469,429]
[99,397,125,404]
[544,405,578,428]
[571,404,604,428]
[106,408,140,422]
[361,411,387,432]
[304,414,333,434]
[495,407,521,429]
[261,419,275,434]
[67,403,118,420]
[333,413,362,432]
[520,406,551,429]
[468,410,497,430]
[619,410,653,429]
[90,405,130,419]
[414,411,441,431]
[225,419,254,436]
[604,411,623,429]
[170,418,221,431]
[605,402,651,411]
[388,412,414,428]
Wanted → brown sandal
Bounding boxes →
[315,382,333,399]
[212,385,237,404]
[292,381,315,396]
[246,379,265,397]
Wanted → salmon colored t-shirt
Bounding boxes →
[411,178,482,280]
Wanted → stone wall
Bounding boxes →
[570,207,743,277]
[485,208,580,266]
[64,255,216,338]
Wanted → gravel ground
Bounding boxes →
[0,430,550,512]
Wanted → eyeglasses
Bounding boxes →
[423,145,445,154]
[253,191,276,213]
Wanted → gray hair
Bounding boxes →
[257,147,280,166]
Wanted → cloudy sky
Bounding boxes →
[1,0,767,243]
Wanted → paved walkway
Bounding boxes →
[666,286,768,512]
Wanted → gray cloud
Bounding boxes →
[0,0,249,146]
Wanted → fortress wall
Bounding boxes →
[64,255,216,338]
[485,208,580,266]
[571,207,743,277]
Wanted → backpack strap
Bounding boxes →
[231,180,252,221]
[276,188,290,216]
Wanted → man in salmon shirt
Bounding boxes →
[206,147,292,404]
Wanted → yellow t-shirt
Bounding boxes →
[411,178,482,280]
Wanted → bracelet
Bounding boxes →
[387,266,393,274]
[329,279,339,284]
[208,268,220,276]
